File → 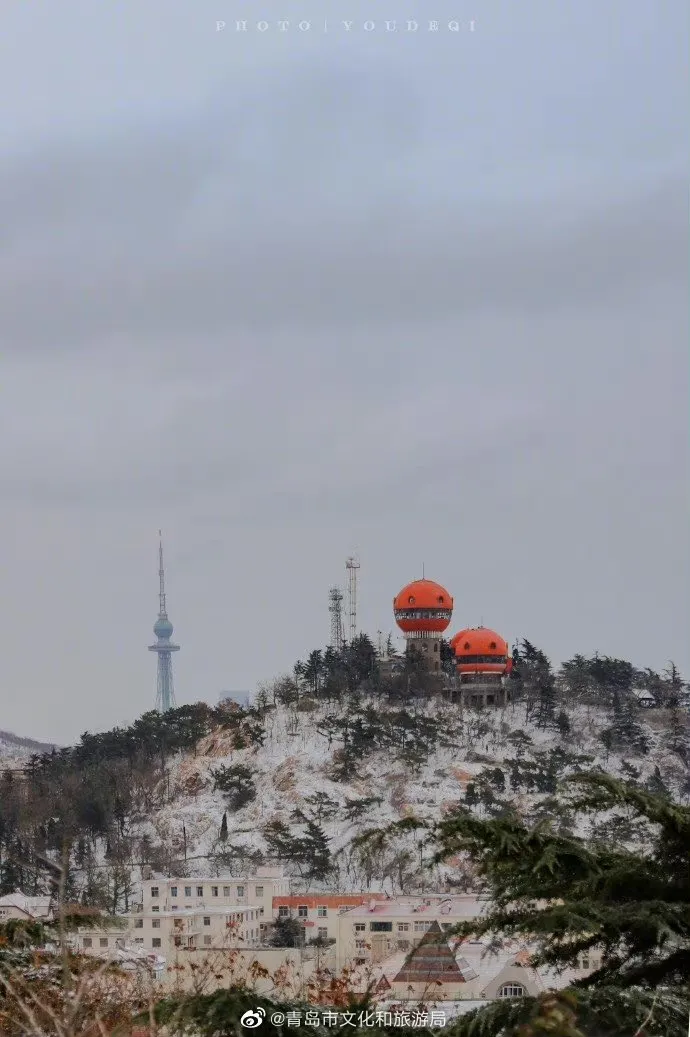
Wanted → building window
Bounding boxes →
[184,886,192,898]
[279,906,289,918]
[135,919,143,929]
[498,984,527,998]
[298,906,308,918]
[170,886,178,898]
[223,886,231,897]
[171,906,179,911]
[354,923,366,932]
[174,936,182,947]
[580,956,590,970]
[397,923,410,932]
[237,886,245,897]
[134,938,144,945]
[212,886,219,897]
[152,919,161,929]
[99,938,108,948]
[196,886,204,897]
[317,906,327,918]
[255,886,264,897]
[152,938,161,948]
[150,887,159,898]
[370,922,392,932]
[204,935,212,946]
[151,906,159,913]
[434,642,438,652]
[318,927,328,940]
[83,938,92,948]
[355,940,367,950]
[203,917,211,926]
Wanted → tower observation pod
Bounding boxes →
[148,531,180,712]
[393,578,453,673]
[450,626,513,707]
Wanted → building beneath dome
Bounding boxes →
[393,578,453,677]
[450,626,513,707]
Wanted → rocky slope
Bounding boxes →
[131,695,689,892]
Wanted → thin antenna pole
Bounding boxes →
[158,529,167,617]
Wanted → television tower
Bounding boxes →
[345,556,360,644]
[148,531,180,712]
[328,587,345,650]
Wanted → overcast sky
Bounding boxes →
[0,0,687,744]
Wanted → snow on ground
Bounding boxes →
[0,729,56,766]
[131,696,684,890]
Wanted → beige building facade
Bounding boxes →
[139,866,289,919]
[129,904,262,952]
[337,895,488,970]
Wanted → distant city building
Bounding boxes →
[219,691,251,706]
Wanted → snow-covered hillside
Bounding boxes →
[0,729,57,766]
[133,696,688,892]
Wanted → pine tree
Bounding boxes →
[645,766,670,800]
[557,709,571,739]
[465,782,479,808]
[219,811,228,842]
[429,772,689,1036]
[667,706,689,765]
[610,691,649,755]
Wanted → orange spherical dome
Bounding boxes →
[393,579,453,635]
[452,626,510,674]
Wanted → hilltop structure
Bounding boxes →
[392,576,513,706]
[148,531,180,712]
[451,627,513,707]
[393,578,454,674]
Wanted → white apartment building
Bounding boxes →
[337,895,488,969]
[273,895,388,947]
[138,866,288,924]
[130,904,262,952]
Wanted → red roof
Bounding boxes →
[273,895,387,909]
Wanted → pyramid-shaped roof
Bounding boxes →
[392,921,465,985]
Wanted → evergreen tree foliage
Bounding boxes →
[269,914,304,947]
[516,641,557,727]
[426,771,689,1036]
[356,772,689,1035]
[211,762,257,810]
[608,691,649,755]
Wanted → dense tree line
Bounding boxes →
[0,703,266,904]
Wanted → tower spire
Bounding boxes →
[158,529,167,617]
[149,530,180,712]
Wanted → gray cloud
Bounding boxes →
[0,0,687,742]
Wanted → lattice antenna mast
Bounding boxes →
[345,556,360,644]
[328,587,345,650]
